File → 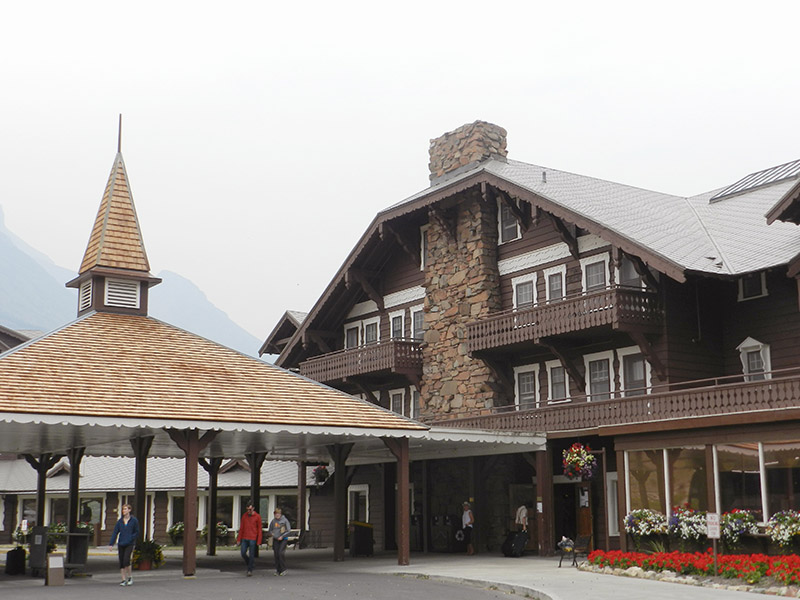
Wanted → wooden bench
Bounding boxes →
[558,534,592,567]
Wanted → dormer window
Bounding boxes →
[105,278,140,309]
[737,337,771,381]
[738,272,767,301]
[79,280,93,312]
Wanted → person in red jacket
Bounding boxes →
[236,501,263,576]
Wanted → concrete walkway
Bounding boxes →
[0,545,773,599]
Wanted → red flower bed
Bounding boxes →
[589,549,800,585]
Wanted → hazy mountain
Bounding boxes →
[0,207,262,357]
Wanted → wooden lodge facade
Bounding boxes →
[265,121,800,555]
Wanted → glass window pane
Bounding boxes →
[628,450,666,511]
[516,281,534,307]
[620,257,642,288]
[215,496,234,528]
[50,498,68,525]
[172,496,185,527]
[412,310,424,340]
[551,367,566,400]
[585,261,606,291]
[411,389,420,419]
[345,327,359,349]
[517,371,536,407]
[741,273,763,298]
[391,316,403,338]
[275,495,297,528]
[764,441,800,515]
[548,273,563,301]
[391,392,404,415]
[500,203,518,243]
[79,498,103,525]
[624,354,646,396]
[589,359,610,400]
[668,447,708,510]
[716,443,763,519]
[21,499,37,525]
[364,323,378,344]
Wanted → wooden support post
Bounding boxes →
[535,447,554,556]
[705,444,716,513]
[383,437,410,565]
[167,429,217,576]
[66,447,85,566]
[199,457,223,555]
[24,453,62,526]
[246,451,267,557]
[422,460,429,553]
[327,443,353,561]
[130,436,153,542]
[297,461,307,532]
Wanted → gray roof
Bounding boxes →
[0,456,321,494]
[286,311,308,326]
[385,158,800,277]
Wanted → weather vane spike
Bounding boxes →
[117,114,123,153]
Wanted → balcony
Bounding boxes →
[423,369,800,436]
[299,339,423,385]
[467,287,663,354]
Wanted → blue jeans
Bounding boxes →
[240,539,257,572]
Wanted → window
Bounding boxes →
[715,444,762,519]
[420,225,429,271]
[513,365,539,409]
[345,326,359,349]
[618,346,651,396]
[390,389,405,415]
[512,273,536,308]
[364,320,378,344]
[410,387,421,419]
[348,484,369,522]
[626,449,667,512]
[545,359,568,402]
[390,310,404,339]
[580,253,609,293]
[619,255,643,288]
[737,337,771,381]
[498,199,520,244]
[738,272,767,301]
[584,350,614,401]
[411,306,424,341]
[79,280,93,312]
[543,264,567,302]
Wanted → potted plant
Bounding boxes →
[624,508,667,551]
[132,539,165,570]
[201,521,230,544]
[167,521,184,545]
[562,443,597,480]
[668,505,707,552]
[313,465,330,485]
[766,510,800,553]
[721,509,759,552]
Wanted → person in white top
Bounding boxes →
[462,502,475,555]
[515,502,532,532]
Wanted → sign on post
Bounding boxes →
[706,512,720,539]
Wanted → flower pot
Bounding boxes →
[136,559,152,571]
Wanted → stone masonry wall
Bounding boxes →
[428,121,508,181]
[420,190,504,418]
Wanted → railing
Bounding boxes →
[423,368,800,435]
[467,286,662,353]
[299,339,423,383]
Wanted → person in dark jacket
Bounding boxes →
[236,501,263,576]
[268,507,291,576]
[108,503,140,586]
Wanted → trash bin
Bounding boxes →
[348,521,373,557]
[46,554,65,586]
[28,526,48,575]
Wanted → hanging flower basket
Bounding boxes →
[312,465,329,485]
[562,443,597,480]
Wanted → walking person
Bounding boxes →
[515,502,531,532]
[236,501,263,576]
[268,506,291,576]
[462,501,475,555]
[108,503,140,586]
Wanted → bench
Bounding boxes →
[558,534,592,567]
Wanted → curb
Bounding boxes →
[395,571,553,600]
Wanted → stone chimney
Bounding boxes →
[428,120,507,182]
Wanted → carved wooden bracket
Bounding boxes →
[493,187,530,233]
[481,356,514,391]
[303,330,334,354]
[540,339,586,392]
[351,379,379,405]
[628,331,667,382]
[379,222,419,266]
[345,268,385,312]
[626,252,660,292]
[546,212,579,260]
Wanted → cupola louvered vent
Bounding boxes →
[105,278,140,309]
[79,280,93,312]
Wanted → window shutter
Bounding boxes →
[79,280,93,312]
[105,278,140,309]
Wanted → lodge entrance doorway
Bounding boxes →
[553,480,592,548]
[508,483,537,552]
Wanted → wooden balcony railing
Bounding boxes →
[299,339,423,384]
[468,287,662,353]
[423,369,800,435]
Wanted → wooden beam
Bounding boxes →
[546,211,579,259]
[628,331,667,382]
[326,443,354,561]
[481,356,514,391]
[305,330,331,354]
[297,461,307,533]
[345,268,385,312]
[352,380,379,405]
[130,436,153,543]
[535,446,555,556]
[198,456,223,555]
[383,437,410,566]
[540,339,585,392]
[380,222,419,265]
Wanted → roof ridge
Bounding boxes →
[681,196,733,274]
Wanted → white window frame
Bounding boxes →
[545,359,570,403]
[738,272,768,301]
[420,225,429,271]
[389,388,406,416]
[737,337,771,381]
[410,386,421,420]
[606,472,619,536]
[389,310,405,339]
[411,305,424,341]
[511,272,537,308]
[543,264,567,302]
[580,252,610,293]
[497,197,521,244]
[363,316,380,345]
[344,323,360,349]
[617,346,651,396]
[513,364,540,409]
[583,349,615,401]
[347,483,370,522]
[343,316,382,347]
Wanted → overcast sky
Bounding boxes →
[2,1,799,341]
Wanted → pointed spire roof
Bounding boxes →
[78,151,151,275]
